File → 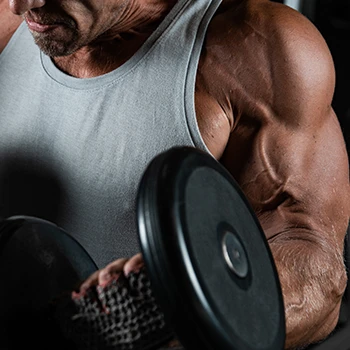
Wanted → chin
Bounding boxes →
[35,39,77,57]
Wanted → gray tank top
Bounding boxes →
[0,0,221,268]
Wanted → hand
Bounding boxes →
[73,253,144,297]
[69,252,183,349]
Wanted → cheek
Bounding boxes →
[70,14,97,38]
[62,1,125,38]
[61,1,97,31]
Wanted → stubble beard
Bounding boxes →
[31,30,81,57]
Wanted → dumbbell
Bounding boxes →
[0,146,285,350]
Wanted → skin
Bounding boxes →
[7,0,350,349]
[0,0,22,53]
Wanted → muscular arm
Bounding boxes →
[229,109,350,349]
[217,3,350,349]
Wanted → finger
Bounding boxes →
[71,270,100,298]
[73,257,128,297]
[123,253,144,276]
[97,258,129,286]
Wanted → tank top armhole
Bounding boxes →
[184,0,222,158]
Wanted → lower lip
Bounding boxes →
[26,18,60,33]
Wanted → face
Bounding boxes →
[8,0,130,57]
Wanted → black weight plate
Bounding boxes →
[137,146,285,350]
[0,216,98,349]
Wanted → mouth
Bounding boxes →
[25,13,74,33]
[25,17,61,33]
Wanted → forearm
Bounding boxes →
[268,233,347,350]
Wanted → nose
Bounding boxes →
[8,0,46,15]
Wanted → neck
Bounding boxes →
[0,1,22,53]
[54,0,178,78]
[97,0,177,41]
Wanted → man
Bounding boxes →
[1,0,349,349]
